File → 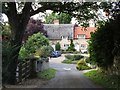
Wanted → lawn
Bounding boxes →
[84,70,120,89]
[37,68,56,80]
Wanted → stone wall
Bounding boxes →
[35,58,49,72]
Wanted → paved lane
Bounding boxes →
[42,54,102,88]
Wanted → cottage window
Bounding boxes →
[77,34,85,39]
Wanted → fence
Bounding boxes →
[16,58,36,84]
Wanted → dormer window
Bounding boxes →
[77,34,85,39]
[61,36,65,39]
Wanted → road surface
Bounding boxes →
[41,54,102,88]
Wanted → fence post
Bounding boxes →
[19,62,22,84]
[30,58,37,78]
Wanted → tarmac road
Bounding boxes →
[41,54,102,88]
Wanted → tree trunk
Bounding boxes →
[7,15,30,85]
[7,23,26,84]
[4,2,32,84]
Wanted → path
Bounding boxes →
[41,54,102,88]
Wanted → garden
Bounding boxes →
[62,54,92,70]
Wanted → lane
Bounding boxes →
[42,54,102,88]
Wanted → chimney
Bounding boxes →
[53,20,59,25]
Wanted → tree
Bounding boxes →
[24,18,47,41]
[88,2,120,73]
[45,12,71,24]
[55,42,61,51]
[88,21,114,70]
[67,39,76,51]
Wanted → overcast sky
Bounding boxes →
[1,8,108,24]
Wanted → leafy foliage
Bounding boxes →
[55,42,61,51]
[2,41,20,84]
[45,12,71,24]
[88,21,114,69]
[76,59,91,70]
[24,18,47,41]
[35,45,54,58]
[67,39,76,51]
[2,23,11,41]
[65,55,83,61]
[62,59,78,64]
[19,33,49,59]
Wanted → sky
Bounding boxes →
[1,10,78,24]
[1,8,108,24]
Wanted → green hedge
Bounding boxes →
[62,60,78,64]
[65,55,84,61]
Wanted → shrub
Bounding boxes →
[74,55,83,60]
[88,21,114,69]
[2,41,19,84]
[62,60,78,64]
[19,33,49,59]
[62,60,72,64]
[19,46,28,60]
[65,55,74,60]
[55,42,61,51]
[65,55,83,61]
[85,57,95,65]
[2,23,11,41]
[76,59,91,70]
[35,45,54,58]
[67,39,76,51]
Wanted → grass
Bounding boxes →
[62,59,78,64]
[84,70,120,89]
[37,68,56,80]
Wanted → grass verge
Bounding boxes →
[84,70,120,89]
[37,68,56,80]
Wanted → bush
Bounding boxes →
[55,42,61,51]
[62,60,78,64]
[62,60,72,64]
[65,55,83,61]
[76,59,91,70]
[66,39,76,51]
[2,23,11,41]
[88,21,114,69]
[2,41,19,84]
[19,46,29,60]
[35,45,54,58]
[65,55,74,60]
[19,33,49,59]
[85,57,95,65]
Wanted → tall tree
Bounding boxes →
[24,18,47,41]
[45,12,71,24]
